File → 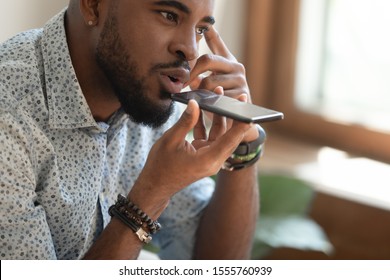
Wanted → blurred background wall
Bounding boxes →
[0,0,68,42]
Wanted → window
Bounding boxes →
[245,0,390,162]
[296,0,390,134]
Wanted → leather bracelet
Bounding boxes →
[108,205,152,244]
[108,194,161,244]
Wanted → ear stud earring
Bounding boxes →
[88,20,94,26]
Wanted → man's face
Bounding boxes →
[95,0,215,128]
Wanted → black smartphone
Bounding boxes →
[171,89,284,124]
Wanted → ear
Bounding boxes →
[79,0,101,26]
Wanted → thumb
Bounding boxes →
[166,99,200,143]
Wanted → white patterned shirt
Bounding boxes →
[0,9,214,260]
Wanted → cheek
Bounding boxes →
[121,38,156,74]
[122,30,168,66]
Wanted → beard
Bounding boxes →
[95,14,174,128]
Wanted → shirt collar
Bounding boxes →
[41,9,98,130]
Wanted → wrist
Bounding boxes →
[242,123,260,142]
[222,125,266,171]
[128,182,170,220]
[108,194,162,244]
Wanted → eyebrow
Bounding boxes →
[153,0,216,25]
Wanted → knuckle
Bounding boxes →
[198,53,214,64]
[199,79,213,90]
[236,74,247,86]
[235,62,246,74]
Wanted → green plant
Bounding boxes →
[251,174,333,259]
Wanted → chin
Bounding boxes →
[121,97,174,129]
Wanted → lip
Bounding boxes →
[159,68,190,94]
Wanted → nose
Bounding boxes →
[169,29,199,62]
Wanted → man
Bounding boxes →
[0,0,260,259]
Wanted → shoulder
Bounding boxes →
[0,29,45,106]
[0,28,44,67]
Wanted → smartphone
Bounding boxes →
[171,89,284,124]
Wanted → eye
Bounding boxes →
[160,11,179,24]
[196,26,209,36]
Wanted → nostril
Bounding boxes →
[176,50,186,61]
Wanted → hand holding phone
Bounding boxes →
[171,89,284,124]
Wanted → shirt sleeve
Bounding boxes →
[153,177,215,260]
[0,108,57,259]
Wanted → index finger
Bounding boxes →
[205,26,236,61]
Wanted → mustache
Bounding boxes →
[151,60,191,72]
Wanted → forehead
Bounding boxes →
[165,0,214,11]
[120,0,216,18]
[146,0,215,9]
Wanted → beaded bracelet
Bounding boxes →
[110,194,162,234]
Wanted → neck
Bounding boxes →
[65,10,121,122]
